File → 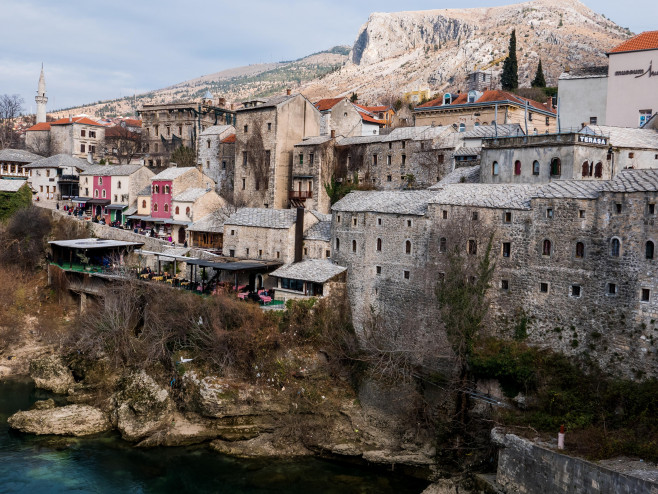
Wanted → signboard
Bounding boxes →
[614,60,658,78]
[578,135,608,146]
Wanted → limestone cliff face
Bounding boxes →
[304,0,631,102]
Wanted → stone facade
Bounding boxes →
[197,125,235,194]
[234,93,321,209]
[50,118,105,161]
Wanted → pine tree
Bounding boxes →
[501,30,518,91]
[531,59,547,88]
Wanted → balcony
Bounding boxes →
[289,190,312,200]
[58,175,79,182]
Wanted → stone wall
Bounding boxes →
[493,429,658,494]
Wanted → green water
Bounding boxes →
[0,378,428,493]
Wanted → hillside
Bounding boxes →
[51,0,630,118]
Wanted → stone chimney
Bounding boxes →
[294,207,304,263]
[546,97,554,112]
[330,129,336,138]
[286,88,291,96]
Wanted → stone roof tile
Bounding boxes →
[332,190,439,215]
[0,149,43,163]
[270,259,346,284]
[224,208,298,228]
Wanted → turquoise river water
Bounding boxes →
[0,377,428,493]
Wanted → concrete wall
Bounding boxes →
[607,49,658,128]
[558,75,608,131]
[493,429,658,494]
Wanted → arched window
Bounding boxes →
[101,189,106,198]
[576,242,585,258]
[610,238,620,257]
[542,239,552,256]
[443,93,452,105]
[514,160,522,175]
[646,241,654,260]
[98,177,103,185]
[594,162,603,178]
[154,203,158,212]
[376,238,382,252]
[458,123,466,133]
[117,180,122,189]
[186,207,190,216]
[164,203,169,212]
[164,185,170,194]
[582,161,590,177]
[439,237,447,253]
[142,200,146,208]
[94,189,99,198]
[533,160,540,175]
[550,157,561,176]
[474,122,480,127]
[352,240,357,253]
[154,185,159,194]
[405,240,412,254]
[175,206,180,215]
[492,161,499,176]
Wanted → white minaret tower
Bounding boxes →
[35,64,47,124]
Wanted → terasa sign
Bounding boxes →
[578,135,608,145]
[614,61,658,78]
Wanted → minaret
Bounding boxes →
[35,64,47,124]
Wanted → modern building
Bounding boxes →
[557,66,609,130]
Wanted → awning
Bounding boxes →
[293,174,314,179]
[70,196,91,203]
[163,219,192,226]
[106,204,127,210]
[126,215,165,223]
[185,258,282,272]
[87,198,110,206]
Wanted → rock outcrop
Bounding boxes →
[29,355,75,394]
[8,405,111,436]
[110,371,174,442]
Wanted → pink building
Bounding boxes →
[151,179,172,218]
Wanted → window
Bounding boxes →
[244,125,248,133]
[514,160,522,175]
[310,153,314,164]
[610,238,621,257]
[590,117,597,125]
[403,270,410,280]
[504,212,512,223]
[607,283,618,295]
[178,125,182,135]
[582,161,590,177]
[648,203,656,215]
[405,240,412,254]
[459,123,465,133]
[101,189,106,198]
[242,152,247,166]
[472,212,478,221]
[222,161,227,170]
[545,116,550,126]
[550,157,561,176]
[246,248,250,256]
[267,122,272,131]
[154,143,159,153]
[646,241,654,260]
[629,152,635,159]
[352,240,356,253]
[407,219,412,227]
[401,154,406,165]
[155,125,159,136]
[443,93,452,105]
[372,154,378,166]
[352,217,357,226]
[281,278,304,292]
[81,129,86,137]
[114,195,118,202]
[164,204,169,212]
[576,242,585,258]
[594,162,603,178]
[229,249,235,257]
[542,239,552,256]
[376,266,381,275]
[336,215,341,224]
[528,112,533,122]
[325,250,330,258]
[241,178,246,190]
[376,238,382,252]
[438,154,444,164]
[615,203,622,214]
[207,140,211,149]
[164,185,170,194]
[492,161,499,176]
[142,200,146,208]
[299,154,304,165]
[642,288,651,302]
[154,184,159,193]
[502,242,511,258]
[546,208,554,219]
[206,160,210,168]
[80,144,86,153]
[442,210,448,219]
[579,210,586,218]
[571,285,581,297]
[260,249,264,257]
[468,239,477,255]
[533,160,540,175]
[166,126,170,136]
[501,279,509,290]
[335,238,340,251]
[46,169,50,177]
[387,175,392,182]
[377,217,382,226]
[540,282,549,293]
[439,237,447,253]
[153,203,158,212]
[174,206,179,215]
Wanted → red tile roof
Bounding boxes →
[26,122,51,131]
[122,118,142,127]
[314,98,344,111]
[221,134,236,143]
[610,31,658,54]
[356,105,392,113]
[417,89,555,115]
[358,111,386,125]
[50,116,104,127]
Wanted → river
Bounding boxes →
[0,378,428,493]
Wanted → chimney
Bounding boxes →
[330,129,336,139]
[294,207,304,263]
[546,97,554,112]
[286,88,291,96]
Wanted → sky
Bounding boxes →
[0,0,653,112]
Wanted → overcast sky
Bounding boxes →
[0,0,653,112]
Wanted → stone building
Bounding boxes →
[331,170,658,379]
[23,154,88,202]
[557,66,609,130]
[234,92,321,209]
[414,89,557,134]
[171,187,225,244]
[0,149,42,180]
[26,116,105,161]
[139,98,236,168]
[314,98,385,137]
[269,259,346,302]
[196,125,235,194]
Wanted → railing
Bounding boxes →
[58,175,79,182]
[289,190,312,200]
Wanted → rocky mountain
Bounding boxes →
[301,0,631,103]
[53,0,630,118]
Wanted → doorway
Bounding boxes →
[178,227,186,245]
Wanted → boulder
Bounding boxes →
[31,399,55,410]
[110,371,174,442]
[8,404,110,436]
[29,355,75,394]
[210,433,311,458]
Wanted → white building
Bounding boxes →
[23,154,88,201]
[557,66,609,130]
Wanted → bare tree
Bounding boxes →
[105,124,143,164]
[0,94,25,149]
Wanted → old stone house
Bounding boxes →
[26,116,105,161]
[414,89,557,134]
[197,125,235,194]
[23,154,88,202]
[269,259,346,302]
[171,187,225,244]
[315,98,385,137]
[234,92,321,209]
[0,149,42,180]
